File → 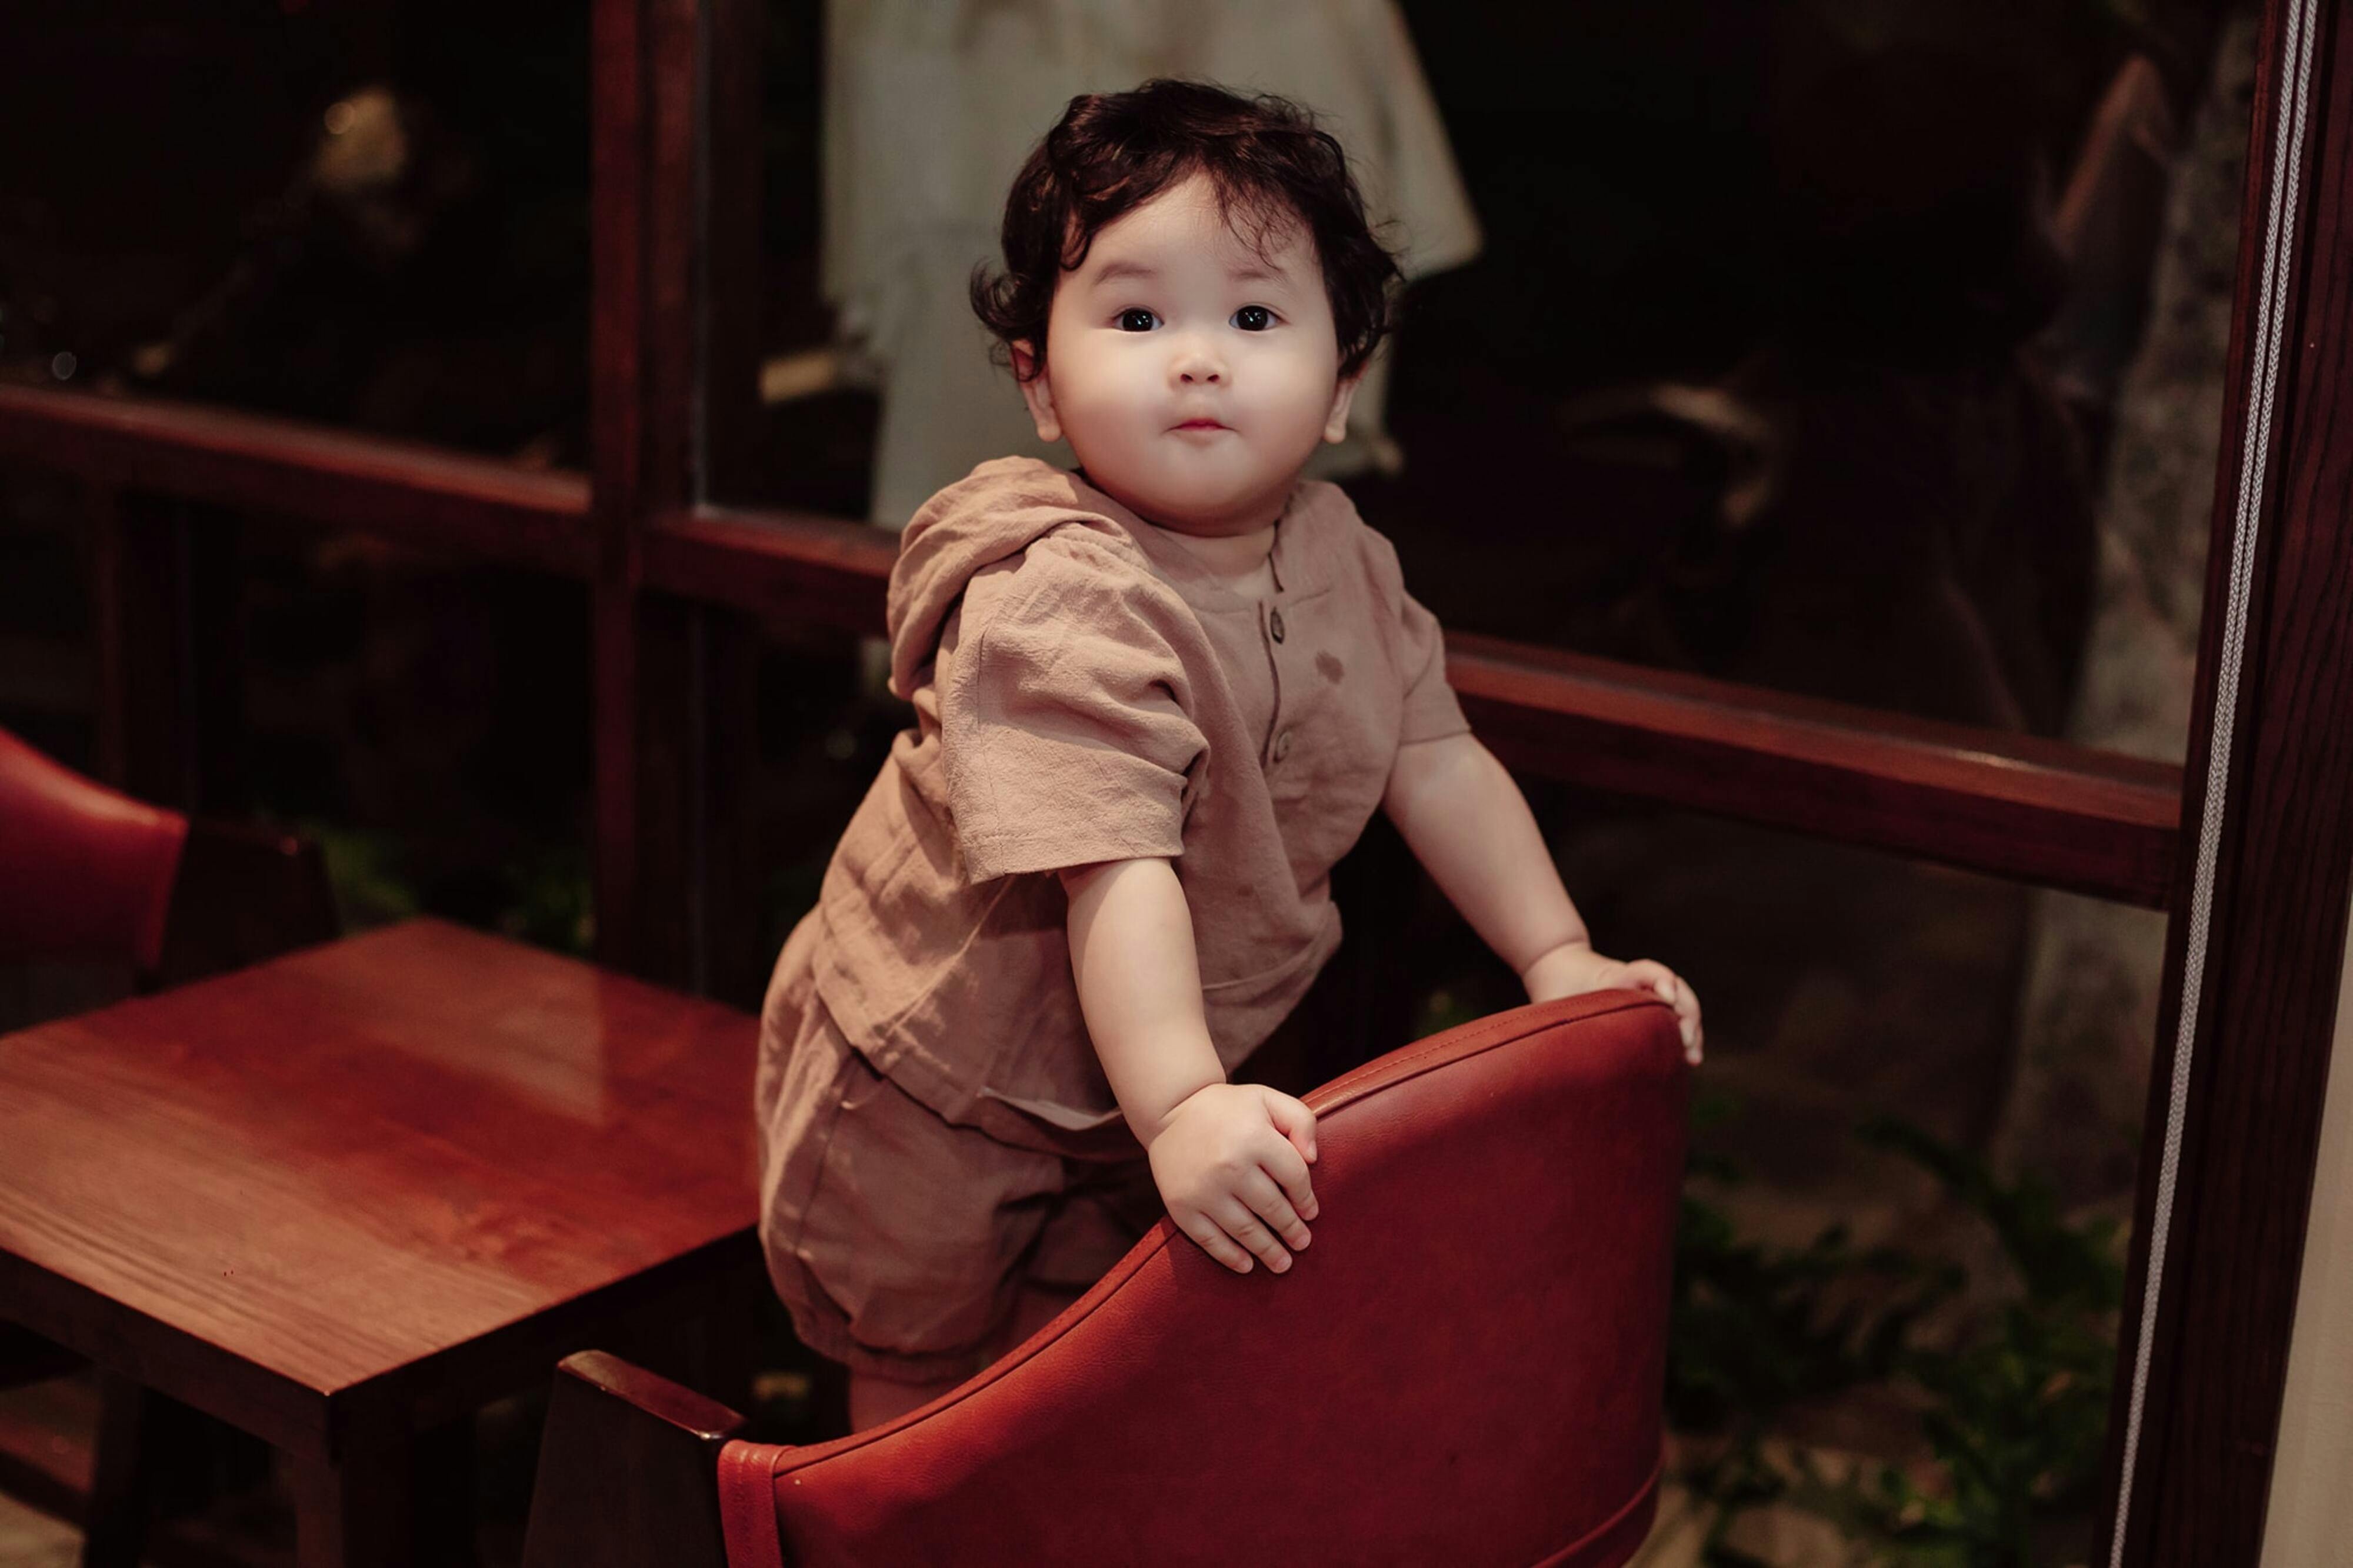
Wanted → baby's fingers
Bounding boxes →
[1257,1086,1319,1165]
[1620,958,1676,1003]
[1674,979,1704,1063]
[1659,972,1704,1063]
[1624,960,1704,1064]
[1254,1123,1319,1223]
[1239,1168,1312,1254]
[1178,1210,1257,1275]
[1214,1200,1297,1275]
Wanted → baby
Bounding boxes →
[756,79,1702,1431]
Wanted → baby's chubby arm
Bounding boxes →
[1382,733,1704,1063]
[1060,858,1320,1275]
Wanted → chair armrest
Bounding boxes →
[519,1350,748,1568]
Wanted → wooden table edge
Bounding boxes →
[0,1249,332,1454]
[324,1227,764,1449]
[3,1225,762,1465]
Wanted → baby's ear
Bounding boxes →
[1011,341,1062,443]
[1322,369,1364,444]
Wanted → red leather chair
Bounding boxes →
[521,989,1689,1568]
[0,726,190,1390]
[0,727,188,970]
[0,725,336,1568]
[0,725,337,987]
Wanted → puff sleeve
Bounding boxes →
[941,536,1209,882]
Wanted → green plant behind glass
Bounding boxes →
[1813,1122,2124,1568]
[1667,1102,2124,1567]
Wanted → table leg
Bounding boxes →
[81,1373,157,1568]
[611,1248,768,1412]
[289,1430,412,1568]
[412,1416,479,1567]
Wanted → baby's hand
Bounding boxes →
[1145,1082,1319,1275]
[1522,945,1705,1066]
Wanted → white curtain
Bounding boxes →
[824,0,1482,525]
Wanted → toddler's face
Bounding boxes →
[1016,174,1359,536]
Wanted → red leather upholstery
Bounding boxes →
[719,990,1688,1568]
[0,727,188,970]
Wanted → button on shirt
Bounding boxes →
[798,457,1471,1158]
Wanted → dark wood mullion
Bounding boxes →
[0,387,591,576]
[78,489,244,817]
[96,492,198,808]
[84,482,163,797]
[701,0,766,503]
[179,502,248,818]
[2102,0,2353,1563]
[615,0,740,992]
[2099,0,2304,1548]
[643,0,701,518]
[588,0,662,972]
[686,0,773,1007]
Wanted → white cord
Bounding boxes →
[2108,3,2322,1562]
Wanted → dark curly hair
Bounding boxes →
[971,79,1402,382]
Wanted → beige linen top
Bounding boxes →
[802,456,1469,1158]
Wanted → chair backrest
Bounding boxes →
[0,727,187,971]
[717,990,1689,1568]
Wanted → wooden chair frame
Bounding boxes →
[2,2,2349,1561]
[519,1351,743,1568]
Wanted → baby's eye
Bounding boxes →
[1232,305,1275,332]
[1116,308,1159,332]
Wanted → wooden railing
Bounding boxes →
[0,386,590,576]
[0,383,2182,910]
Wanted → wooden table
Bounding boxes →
[0,919,761,1567]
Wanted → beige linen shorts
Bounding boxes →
[755,932,1162,1385]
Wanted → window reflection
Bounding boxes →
[0,4,589,465]
[739,0,2243,769]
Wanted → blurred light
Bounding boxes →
[314,89,406,192]
[51,352,76,380]
[762,346,849,406]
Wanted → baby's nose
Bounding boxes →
[1172,338,1225,383]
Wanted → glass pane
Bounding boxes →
[722,0,2252,767]
[233,512,596,950]
[0,478,594,956]
[0,2,588,466]
[1371,0,2243,768]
